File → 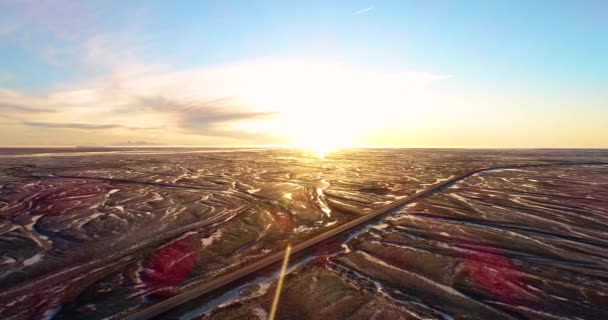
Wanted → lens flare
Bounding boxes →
[269,243,292,320]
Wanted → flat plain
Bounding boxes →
[1,148,607,320]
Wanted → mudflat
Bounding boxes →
[1,148,607,320]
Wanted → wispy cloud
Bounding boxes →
[1,58,450,146]
[0,1,456,147]
[0,103,53,113]
[133,96,278,125]
[353,5,374,15]
[0,0,152,73]
[22,121,123,130]
[22,121,160,131]
[127,96,280,140]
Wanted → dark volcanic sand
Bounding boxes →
[0,148,607,320]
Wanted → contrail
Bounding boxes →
[353,5,374,15]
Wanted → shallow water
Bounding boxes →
[1,149,607,319]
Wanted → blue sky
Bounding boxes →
[0,0,606,147]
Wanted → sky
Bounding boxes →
[0,0,606,148]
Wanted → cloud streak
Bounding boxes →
[128,96,280,141]
[22,121,161,131]
[133,96,278,127]
[0,103,53,113]
[23,121,123,130]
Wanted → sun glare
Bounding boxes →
[290,122,353,158]
[300,143,337,158]
[238,60,429,151]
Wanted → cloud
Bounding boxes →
[21,120,163,132]
[22,121,123,130]
[132,96,278,130]
[0,2,452,146]
[125,96,280,141]
[353,5,374,15]
[0,103,53,113]
[0,1,109,39]
[2,58,450,146]
[0,89,59,119]
[0,0,153,73]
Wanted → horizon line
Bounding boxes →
[1,145,607,150]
